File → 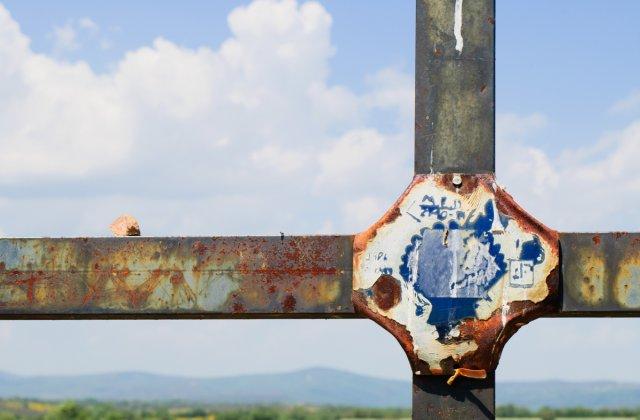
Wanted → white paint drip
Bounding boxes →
[501,301,509,327]
[501,269,511,326]
[429,149,434,174]
[454,0,464,53]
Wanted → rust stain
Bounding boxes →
[282,294,297,312]
[371,275,401,311]
[232,302,246,313]
[562,233,640,313]
[458,267,559,372]
[435,173,481,195]
[0,236,354,317]
[353,174,560,376]
[614,252,640,309]
[494,184,559,252]
[352,290,429,374]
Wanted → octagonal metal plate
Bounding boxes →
[353,174,559,375]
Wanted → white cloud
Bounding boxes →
[0,24,133,180]
[316,129,386,190]
[497,110,640,231]
[250,144,308,174]
[3,0,640,238]
[23,0,640,237]
[610,89,640,114]
[0,0,412,237]
[363,67,414,124]
[341,196,386,232]
[496,113,557,196]
[78,17,99,33]
[50,22,79,53]
[48,16,110,55]
[315,219,335,234]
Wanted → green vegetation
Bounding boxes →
[0,400,639,419]
[0,400,410,419]
[497,404,640,419]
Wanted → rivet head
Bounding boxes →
[452,174,462,187]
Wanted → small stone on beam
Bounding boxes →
[110,214,141,237]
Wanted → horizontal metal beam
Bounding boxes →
[561,232,640,315]
[415,0,495,174]
[0,236,356,319]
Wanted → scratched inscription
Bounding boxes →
[354,175,557,373]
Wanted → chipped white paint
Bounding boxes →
[429,149,434,174]
[354,175,557,373]
[454,0,464,53]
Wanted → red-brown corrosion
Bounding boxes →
[353,174,561,376]
[457,265,559,373]
[352,291,430,374]
[0,236,355,318]
[282,294,297,312]
[562,232,640,313]
[371,275,402,311]
[435,173,482,196]
[493,182,559,250]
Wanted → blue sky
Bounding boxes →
[0,0,639,385]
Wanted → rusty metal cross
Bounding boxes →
[1,1,638,419]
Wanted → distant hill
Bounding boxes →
[0,368,639,409]
[0,368,410,408]
[497,380,640,409]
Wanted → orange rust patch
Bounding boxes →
[435,173,483,195]
[494,185,559,252]
[371,275,401,311]
[354,175,429,254]
[458,267,559,372]
[352,289,430,374]
[352,174,561,376]
[282,294,297,312]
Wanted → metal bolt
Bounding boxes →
[452,174,462,187]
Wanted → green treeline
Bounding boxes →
[0,400,411,420]
[497,403,640,419]
[1,399,640,419]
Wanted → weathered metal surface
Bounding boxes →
[561,233,640,315]
[353,174,559,376]
[413,372,495,419]
[0,236,354,318]
[415,0,495,174]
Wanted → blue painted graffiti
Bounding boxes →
[420,195,465,221]
[508,235,545,288]
[400,199,507,339]
[520,236,544,265]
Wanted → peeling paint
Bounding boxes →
[561,233,640,313]
[454,0,464,53]
[0,236,354,317]
[354,174,559,375]
[615,262,640,309]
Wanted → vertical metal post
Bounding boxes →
[415,0,495,174]
[413,373,495,419]
[413,0,496,417]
